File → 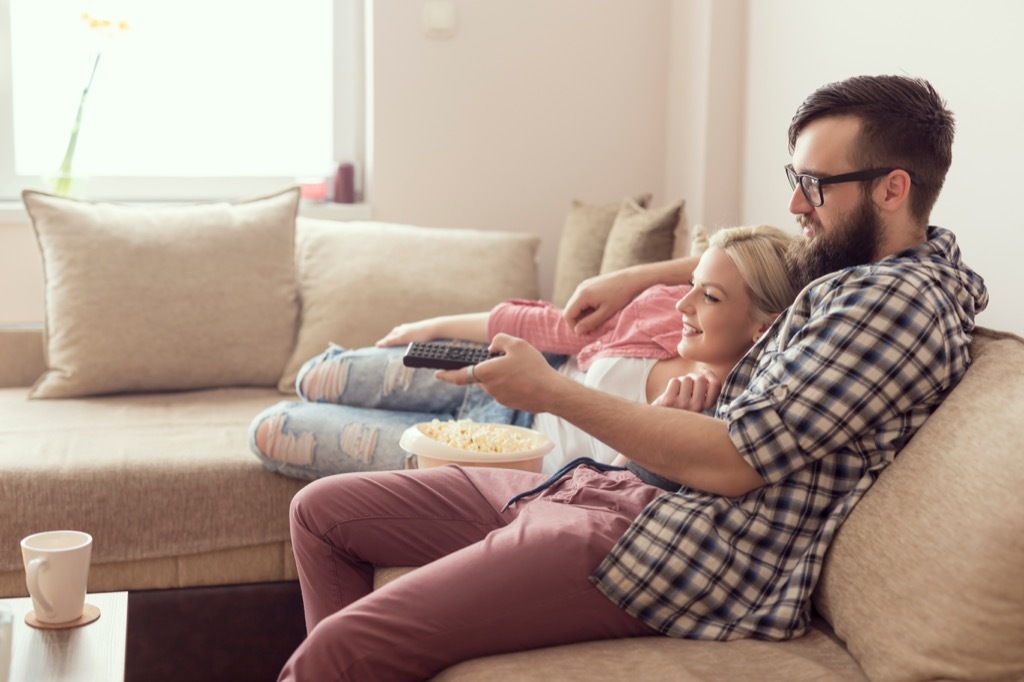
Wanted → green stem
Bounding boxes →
[53,52,101,195]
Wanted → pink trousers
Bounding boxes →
[278,463,664,681]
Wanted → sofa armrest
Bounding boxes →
[0,324,45,388]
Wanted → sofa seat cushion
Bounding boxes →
[373,569,865,681]
[429,618,865,681]
[0,386,306,594]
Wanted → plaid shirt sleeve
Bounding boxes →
[727,267,965,484]
[590,258,977,642]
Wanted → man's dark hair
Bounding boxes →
[788,75,955,226]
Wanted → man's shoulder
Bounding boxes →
[808,260,942,308]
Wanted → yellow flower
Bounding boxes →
[51,11,129,195]
[81,12,130,35]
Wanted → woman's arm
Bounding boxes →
[564,256,699,334]
[487,300,605,356]
[375,312,490,347]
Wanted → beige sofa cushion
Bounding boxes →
[371,567,865,680]
[0,385,304,585]
[814,328,1024,681]
[550,195,651,307]
[277,219,541,392]
[599,197,687,274]
[0,325,45,389]
[432,623,865,681]
[23,188,300,398]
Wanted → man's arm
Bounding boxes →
[439,334,766,498]
[564,256,699,334]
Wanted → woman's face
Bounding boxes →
[676,246,767,368]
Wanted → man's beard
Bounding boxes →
[786,194,883,284]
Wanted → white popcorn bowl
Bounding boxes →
[400,422,554,473]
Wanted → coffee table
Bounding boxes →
[1,591,127,682]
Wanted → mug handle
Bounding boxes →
[26,558,55,619]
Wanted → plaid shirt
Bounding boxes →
[590,227,988,640]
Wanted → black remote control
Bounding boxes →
[402,341,502,369]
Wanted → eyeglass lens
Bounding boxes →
[786,167,822,207]
[800,176,822,206]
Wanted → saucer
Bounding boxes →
[25,603,101,630]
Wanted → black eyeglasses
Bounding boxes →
[785,165,918,207]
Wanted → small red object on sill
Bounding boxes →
[334,163,355,203]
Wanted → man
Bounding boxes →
[278,75,987,681]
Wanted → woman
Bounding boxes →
[250,225,799,478]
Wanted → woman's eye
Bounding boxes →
[703,292,720,303]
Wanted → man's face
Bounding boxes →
[786,116,884,283]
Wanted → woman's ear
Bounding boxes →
[753,313,780,342]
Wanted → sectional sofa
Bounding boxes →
[2,187,1020,681]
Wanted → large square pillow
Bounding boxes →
[277,219,541,392]
[550,194,651,307]
[599,197,687,275]
[24,188,300,398]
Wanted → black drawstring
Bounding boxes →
[500,457,627,512]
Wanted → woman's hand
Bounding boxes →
[654,368,722,413]
[562,271,642,335]
[375,320,440,347]
[563,256,699,335]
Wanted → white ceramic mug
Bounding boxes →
[20,530,93,624]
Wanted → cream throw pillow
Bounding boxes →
[599,198,688,274]
[24,188,300,398]
[814,328,1024,681]
[277,219,541,392]
[550,194,651,307]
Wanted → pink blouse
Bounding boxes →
[487,284,688,371]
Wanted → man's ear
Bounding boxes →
[875,169,913,212]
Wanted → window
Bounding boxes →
[0,0,365,202]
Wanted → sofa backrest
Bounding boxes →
[0,325,45,388]
[813,327,1024,681]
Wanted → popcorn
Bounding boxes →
[420,419,535,454]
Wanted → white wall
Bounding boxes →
[739,0,1023,334]
[368,0,673,302]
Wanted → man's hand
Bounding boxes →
[654,368,722,414]
[435,334,566,414]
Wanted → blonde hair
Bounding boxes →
[708,225,799,323]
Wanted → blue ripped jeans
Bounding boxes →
[249,344,535,481]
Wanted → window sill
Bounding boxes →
[0,199,372,225]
